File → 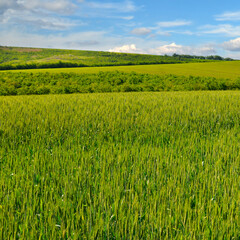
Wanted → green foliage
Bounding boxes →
[1,71,240,96]
[0,92,240,239]
[0,46,229,70]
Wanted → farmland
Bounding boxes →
[1,61,240,96]
[1,46,240,239]
[0,91,240,239]
[3,61,240,79]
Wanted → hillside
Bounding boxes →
[0,46,232,70]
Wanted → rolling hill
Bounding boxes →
[0,46,231,70]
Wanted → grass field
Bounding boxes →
[0,92,240,239]
[4,61,240,79]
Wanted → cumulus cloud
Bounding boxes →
[148,43,216,56]
[215,11,240,21]
[131,27,151,36]
[222,38,240,51]
[109,44,139,53]
[108,43,216,56]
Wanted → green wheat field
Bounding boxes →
[4,61,240,79]
[1,91,240,239]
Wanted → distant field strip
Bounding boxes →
[3,61,240,79]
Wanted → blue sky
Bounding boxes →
[1,0,240,58]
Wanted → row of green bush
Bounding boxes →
[1,71,240,96]
[0,60,206,71]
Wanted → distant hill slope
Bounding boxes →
[0,46,233,70]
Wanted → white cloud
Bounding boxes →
[0,0,77,15]
[104,15,134,20]
[129,20,193,38]
[156,30,194,36]
[0,0,81,30]
[222,38,240,51]
[0,27,221,57]
[148,43,216,56]
[156,31,171,36]
[0,0,136,31]
[131,27,151,36]
[215,11,240,21]
[156,20,192,28]
[221,51,240,59]
[86,1,137,13]
[1,8,78,30]
[0,27,169,52]
[0,0,18,13]
[177,30,194,35]
[121,16,134,20]
[109,44,140,53]
[109,42,216,56]
[21,0,76,15]
[66,40,99,47]
[200,24,240,37]
[0,30,109,49]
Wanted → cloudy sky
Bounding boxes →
[1,0,240,58]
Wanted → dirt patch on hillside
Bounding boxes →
[14,48,42,53]
[0,47,42,52]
